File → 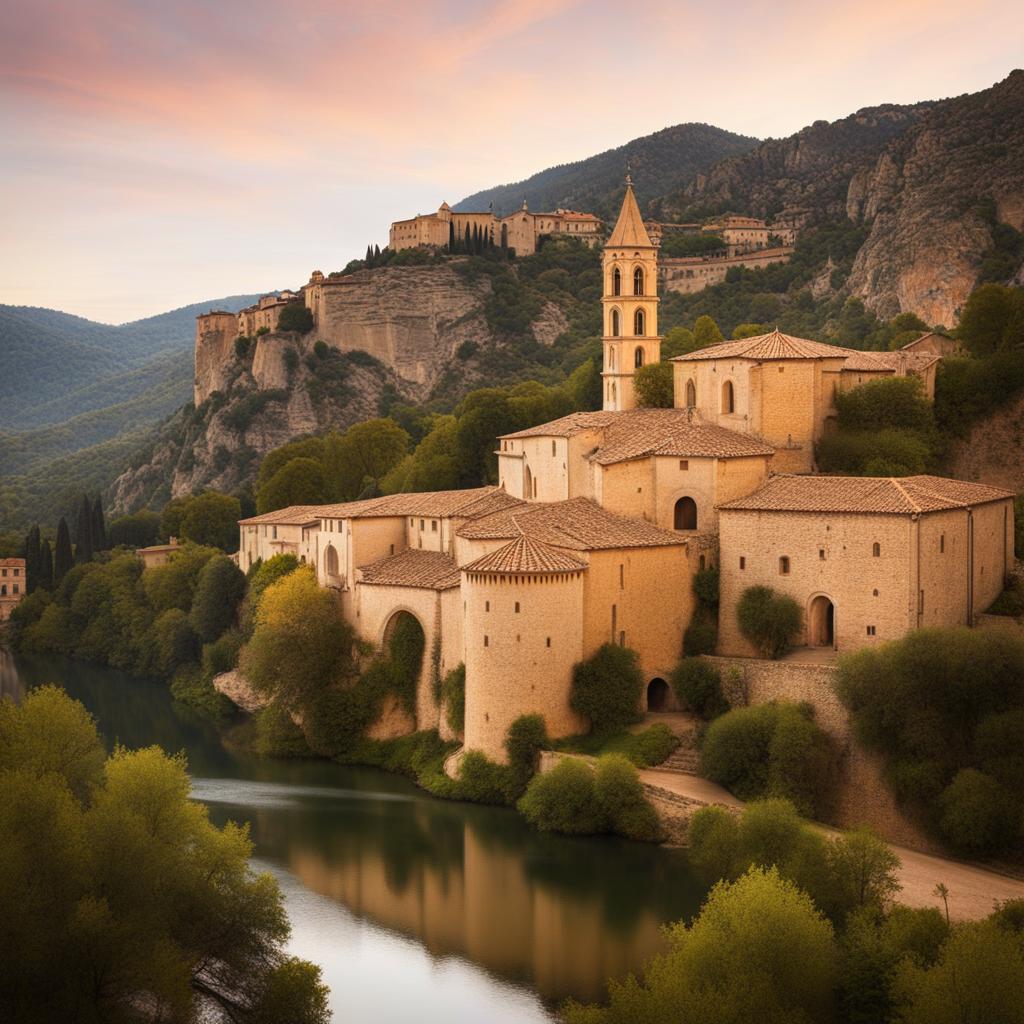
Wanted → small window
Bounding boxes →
[619,564,624,588]
[866,625,876,636]
[779,556,790,575]
[515,601,520,613]
[619,631,626,646]
[919,590,925,613]
[420,519,425,530]
[740,556,746,570]
[546,637,551,648]
[389,544,395,554]
[721,380,735,414]
[819,548,825,560]
[409,517,415,527]
[940,534,945,553]
[873,589,879,597]
[552,439,556,456]
[485,601,490,612]
[872,542,881,557]
[12,585,18,595]
[432,520,438,532]
[679,459,689,471]
[484,636,489,647]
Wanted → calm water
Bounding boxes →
[1,648,706,1022]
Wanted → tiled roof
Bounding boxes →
[500,409,773,462]
[239,505,324,525]
[457,497,686,550]
[840,349,938,373]
[358,550,461,590]
[607,180,654,248]
[718,475,1014,515]
[463,535,588,575]
[315,486,521,521]
[674,329,853,362]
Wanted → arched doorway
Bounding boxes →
[647,677,670,712]
[685,379,696,408]
[808,595,835,648]
[324,544,340,582]
[382,610,427,707]
[674,496,698,530]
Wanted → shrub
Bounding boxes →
[621,723,679,766]
[252,703,312,758]
[938,768,1015,856]
[189,554,246,643]
[151,608,199,678]
[737,585,803,658]
[202,629,242,676]
[457,751,516,805]
[276,302,314,334]
[634,362,674,408]
[594,754,662,841]
[671,657,729,719]
[505,714,548,793]
[683,612,718,656]
[441,664,465,734]
[693,565,720,607]
[518,758,606,834]
[169,664,233,719]
[687,805,742,879]
[313,340,329,358]
[701,703,836,816]
[570,643,643,731]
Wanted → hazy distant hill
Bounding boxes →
[453,123,759,219]
[0,294,263,430]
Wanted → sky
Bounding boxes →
[1,0,1021,324]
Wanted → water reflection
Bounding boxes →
[10,653,707,1013]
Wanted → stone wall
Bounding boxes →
[706,655,937,851]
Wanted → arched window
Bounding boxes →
[674,497,697,530]
[872,542,881,557]
[612,267,621,296]
[608,347,616,370]
[634,309,645,336]
[685,379,697,408]
[722,380,735,414]
[611,382,617,404]
[634,347,645,368]
[325,544,340,578]
[611,309,620,337]
[633,267,644,295]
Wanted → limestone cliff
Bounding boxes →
[846,71,1024,325]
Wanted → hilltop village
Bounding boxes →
[234,181,1014,765]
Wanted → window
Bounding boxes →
[633,309,645,336]
[1,585,5,596]
[552,439,556,456]
[619,564,624,588]
[866,625,876,636]
[634,346,644,368]
[12,569,17,577]
[779,556,790,575]
[699,554,706,570]
[12,585,17,595]
[873,589,879,597]
[721,380,735,414]
[740,556,746,570]
[514,601,520,613]
[619,631,626,646]
[674,497,697,530]
[420,519,425,530]
[872,542,881,557]
[484,636,489,647]
[485,600,490,612]
[685,379,697,408]
[819,548,825,560]
[546,637,551,648]
[940,534,945,553]
[389,544,394,555]
[679,459,689,470]
[633,267,644,295]
[432,520,438,532]
[611,309,620,336]
[612,267,621,296]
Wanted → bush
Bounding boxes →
[189,554,246,643]
[620,723,678,766]
[671,657,729,719]
[693,565,720,607]
[633,362,674,408]
[570,643,643,731]
[683,611,718,655]
[737,585,803,658]
[151,608,199,678]
[441,664,465,734]
[276,302,314,334]
[202,629,242,676]
[938,768,1015,856]
[456,750,517,805]
[505,714,548,793]
[252,702,313,758]
[518,758,606,834]
[594,754,662,841]
[701,703,836,816]
[169,664,233,719]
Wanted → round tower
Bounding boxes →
[602,176,661,411]
[461,535,587,763]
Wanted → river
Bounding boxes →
[1,649,706,1022]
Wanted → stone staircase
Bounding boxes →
[658,744,701,775]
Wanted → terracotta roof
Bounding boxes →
[315,486,521,521]
[718,475,1014,515]
[358,550,461,590]
[841,350,938,373]
[500,409,772,462]
[674,329,852,362]
[457,497,686,550]
[607,179,654,248]
[239,505,323,526]
[463,535,588,575]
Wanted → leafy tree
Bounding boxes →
[74,494,93,564]
[737,585,803,658]
[593,753,662,841]
[190,554,247,643]
[142,543,220,614]
[151,607,199,677]
[107,510,161,548]
[518,758,607,835]
[90,494,106,552]
[693,314,725,349]
[22,525,40,593]
[256,457,328,514]
[323,418,410,500]
[957,283,1024,357]
[670,657,729,719]
[276,301,314,334]
[54,516,73,582]
[0,687,329,1024]
[570,643,643,732]
[732,322,765,339]
[662,326,696,358]
[564,867,837,1024]
[938,767,1016,856]
[634,362,674,407]
[179,491,243,551]
[824,828,902,922]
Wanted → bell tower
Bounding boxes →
[602,175,661,412]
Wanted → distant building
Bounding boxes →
[703,215,770,254]
[0,558,26,622]
[136,538,180,570]
[902,331,960,358]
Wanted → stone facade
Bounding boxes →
[0,558,26,622]
[659,246,793,296]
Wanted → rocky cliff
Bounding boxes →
[845,71,1024,325]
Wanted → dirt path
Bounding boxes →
[640,768,1024,921]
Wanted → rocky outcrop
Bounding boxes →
[945,391,1024,494]
[846,71,1024,325]
[213,669,267,713]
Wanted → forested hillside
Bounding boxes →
[454,123,758,219]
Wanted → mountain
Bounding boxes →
[0,294,263,430]
[453,123,759,219]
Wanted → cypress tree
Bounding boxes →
[37,539,53,591]
[91,495,107,553]
[75,495,93,564]
[365,244,373,264]
[54,518,73,582]
[449,221,456,251]
[373,244,380,259]
[23,525,40,593]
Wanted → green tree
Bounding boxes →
[570,643,643,732]
[22,525,40,593]
[693,314,725,349]
[90,494,106,552]
[564,867,837,1024]
[824,827,902,922]
[151,607,199,676]
[142,544,220,614]
[518,758,605,834]
[107,510,161,548]
[37,538,53,591]
[276,301,314,334]
[732,322,765,339]
[957,283,1024,357]
[179,491,243,551]
[256,458,328,514]
[323,418,410,500]
[737,585,803,658]
[74,494,93,564]
[634,362,674,407]
[54,516,73,582]
[662,326,696,358]
[190,554,247,644]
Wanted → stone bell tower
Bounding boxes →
[601,176,661,411]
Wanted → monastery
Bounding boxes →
[237,180,1014,764]
[0,558,26,623]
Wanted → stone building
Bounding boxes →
[659,246,794,296]
[717,475,1014,654]
[136,538,181,569]
[703,215,770,254]
[234,180,988,764]
[0,558,26,622]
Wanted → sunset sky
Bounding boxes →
[2,0,1021,323]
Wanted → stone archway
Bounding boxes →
[808,595,835,648]
[647,677,670,712]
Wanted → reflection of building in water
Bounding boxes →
[0,644,26,702]
[277,807,690,1003]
